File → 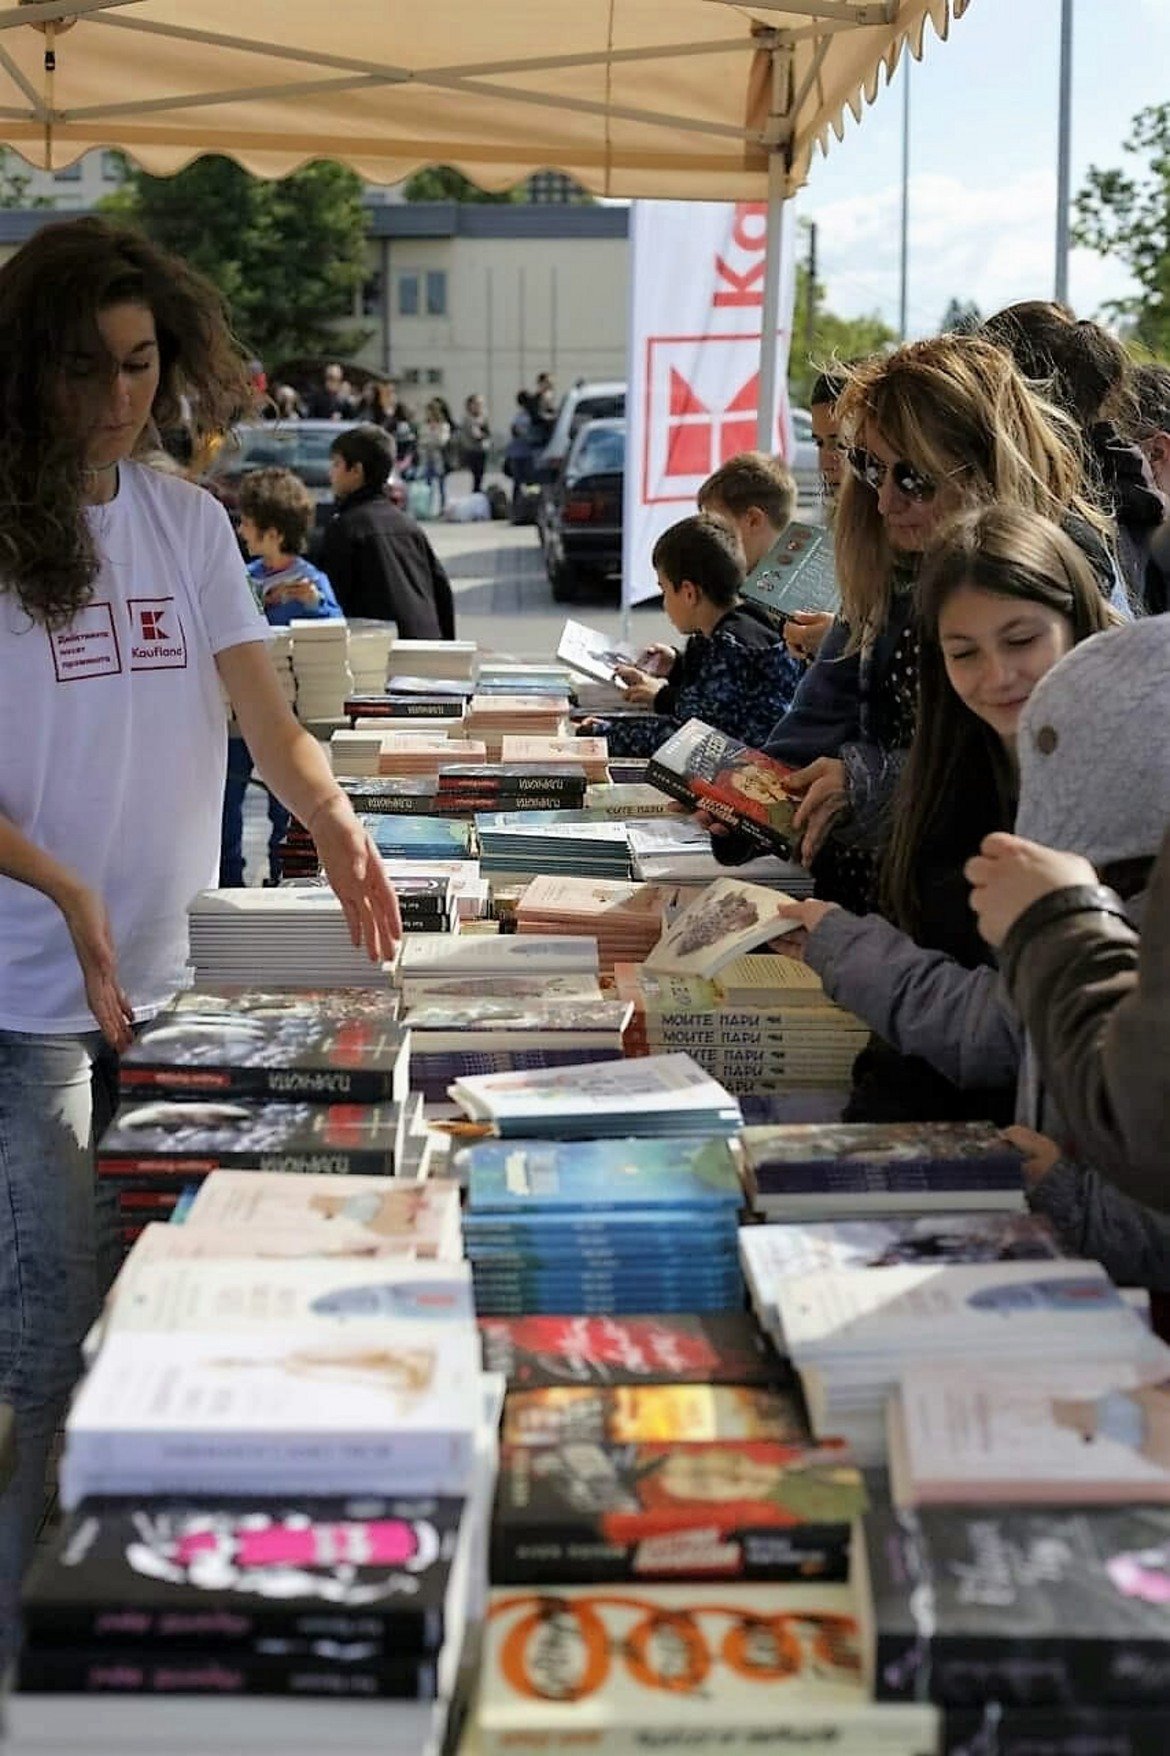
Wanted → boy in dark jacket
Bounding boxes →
[586,513,801,759]
[319,424,456,639]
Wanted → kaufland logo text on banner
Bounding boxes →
[622,200,797,607]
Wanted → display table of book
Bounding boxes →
[12,633,1168,1756]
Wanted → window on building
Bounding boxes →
[426,367,444,386]
[398,272,420,317]
[362,272,382,317]
[53,161,83,182]
[527,170,588,204]
[425,271,447,317]
[401,367,421,386]
[100,151,125,182]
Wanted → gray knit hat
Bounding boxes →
[1016,616,1170,866]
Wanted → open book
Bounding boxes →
[556,619,636,684]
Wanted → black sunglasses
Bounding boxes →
[846,445,937,502]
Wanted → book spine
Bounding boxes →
[490,1523,850,1586]
[24,1604,443,1657]
[117,1067,398,1103]
[644,763,783,856]
[875,1630,1170,1710]
[17,1647,439,1699]
[98,1148,397,1177]
[941,1704,1170,1755]
[345,795,438,815]
[750,1163,1023,1195]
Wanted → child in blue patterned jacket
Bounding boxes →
[586,512,801,759]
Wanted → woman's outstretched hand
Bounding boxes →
[61,881,134,1050]
[311,796,403,962]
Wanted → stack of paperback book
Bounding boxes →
[448,1051,743,1139]
[615,962,866,1095]
[738,1121,1028,1220]
[268,626,297,710]
[584,782,685,819]
[358,811,475,862]
[340,775,444,815]
[434,762,588,814]
[289,618,352,722]
[457,1135,747,1315]
[387,637,478,681]
[754,1258,1166,1466]
[737,1211,1063,1280]
[860,1502,1170,1751]
[514,875,674,973]
[475,811,632,881]
[394,933,600,1004]
[379,733,487,776]
[474,660,574,698]
[464,695,570,756]
[328,727,387,777]
[387,872,459,933]
[188,888,394,988]
[402,998,630,1100]
[500,734,610,781]
[346,620,394,693]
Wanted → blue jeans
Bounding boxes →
[0,1029,119,1657]
[220,733,290,886]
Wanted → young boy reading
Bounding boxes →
[219,468,343,885]
[586,511,802,759]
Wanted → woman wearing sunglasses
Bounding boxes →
[709,333,1113,917]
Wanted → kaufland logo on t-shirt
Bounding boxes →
[128,598,187,670]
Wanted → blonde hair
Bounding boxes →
[833,334,1112,648]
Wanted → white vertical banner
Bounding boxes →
[622,199,798,608]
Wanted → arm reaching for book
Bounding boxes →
[0,813,133,1048]
[787,757,848,864]
[966,833,1099,948]
[612,664,667,708]
[784,610,834,663]
[216,640,402,960]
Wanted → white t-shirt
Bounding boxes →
[0,463,266,1033]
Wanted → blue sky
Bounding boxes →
[792,0,1170,337]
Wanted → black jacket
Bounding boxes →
[318,487,456,639]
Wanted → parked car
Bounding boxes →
[201,420,406,531]
[789,406,822,505]
[535,379,626,549]
[544,417,625,603]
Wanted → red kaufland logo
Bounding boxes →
[138,608,168,642]
[641,334,787,506]
[128,598,187,669]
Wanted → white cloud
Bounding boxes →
[801,168,1138,336]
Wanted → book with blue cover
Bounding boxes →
[358,814,474,857]
[459,1136,743,1215]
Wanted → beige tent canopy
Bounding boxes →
[3,0,970,200]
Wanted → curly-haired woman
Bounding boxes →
[0,217,401,1648]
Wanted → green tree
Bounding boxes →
[402,165,525,203]
[788,260,897,406]
[939,297,983,334]
[107,155,371,364]
[1074,103,1170,358]
[0,148,52,209]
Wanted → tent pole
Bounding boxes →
[755,147,787,452]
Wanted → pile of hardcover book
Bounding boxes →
[434,761,588,814]
[99,986,417,1252]
[187,888,396,988]
[472,1308,938,1756]
[514,875,676,973]
[458,1134,747,1316]
[12,1216,491,1755]
[400,997,630,1101]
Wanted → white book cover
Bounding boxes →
[644,879,800,978]
[62,1325,483,1505]
[451,1050,736,1119]
[739,1214,1060,1281]
[399,973,604,1004]
[183,1170,463,1259]
[396,934,600,976]
[556,618,636,684]
[775,1260,1155,1363]
[108,1254,476,1332]
[478,1583,937,1755]
[893,1353,1170,1505]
